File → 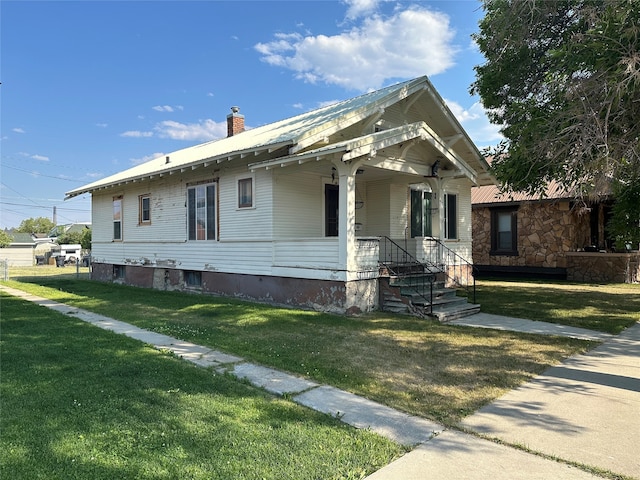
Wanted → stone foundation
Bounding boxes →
[566,252,640,283]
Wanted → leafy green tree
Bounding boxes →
[57,228,92,250]
[0,230,13,248]
[472,0,640,243]
[79,228,92,250]
[16,217,55,235]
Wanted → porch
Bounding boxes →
[272,236,479,320]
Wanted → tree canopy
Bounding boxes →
[0,230,13,248]
[57,228,92,250]
[15,217,56,235]
[472,0,640,243]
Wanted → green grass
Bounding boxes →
[1,291,404,480]
[473,278,640,334]
[2,271,605,426]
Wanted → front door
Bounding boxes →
[410,189,432,237]
[325,184,339,236]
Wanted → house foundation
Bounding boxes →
[90,263,379,314]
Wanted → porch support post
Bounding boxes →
[337,165,356,271]
[436,177,445,242]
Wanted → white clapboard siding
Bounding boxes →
[354,179,367,235]
[273,239,340,269]
[389,183,409,238]
[219,169,273,239]
[92,240,274,275]
[273,171,323,238]
[364,181,391,237]
[440,177,473,263]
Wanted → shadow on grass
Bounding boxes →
[474,279,639,334]
[1,293,402,480]
[3,277,597,426]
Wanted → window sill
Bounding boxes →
[489,250,519,257]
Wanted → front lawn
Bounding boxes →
[2,272,604,426]
[473,278,640,334]
[1,292,403,480]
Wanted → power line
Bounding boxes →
[1,164,86,183]
[0,201,90,212]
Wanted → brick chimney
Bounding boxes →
[227,106,245,137]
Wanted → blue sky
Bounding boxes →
[0,0,501,230]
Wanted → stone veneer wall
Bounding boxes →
[473,200,586,269]
[566,252,640,283]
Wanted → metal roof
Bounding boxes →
[66,76,491,199]
[472,181,574,205]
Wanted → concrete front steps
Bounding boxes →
[381,274,480,322]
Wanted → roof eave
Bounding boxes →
[65,139,294,200]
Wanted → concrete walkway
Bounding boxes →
[368,320,640,480]
[2,284,638,479]
[450,312,615,342]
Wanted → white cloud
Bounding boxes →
[96,123,108,128]
[446,99,481,123]
[445,99,504,148]
[12,127,25,134]
[255,6,457,91]
[153,105,174,112]
[120,118,227,143]
[120,130,154,138]
[16,151,49,161]
[343,0,381,20]
[130,152,165,166]
[154,119,227,141]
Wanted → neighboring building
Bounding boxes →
[0,233,37,266]
[472,183,639,283]
[66,76,494,314]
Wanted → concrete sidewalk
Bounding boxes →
[450,312,615,342]
[369,321,640,480]
[2,284,638,479]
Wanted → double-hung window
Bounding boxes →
[187,183,216,241]
[444,193,458,240]
[139,194,151,224]
[491,207,518,255]
[410,188,432,237]
[237,177,253,208]
[113,196,123,241]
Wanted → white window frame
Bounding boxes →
[236,175,255,209]
[113,196,123,241]
[443,192,458,240]
[139,194,151,225]
[187,182,217,241]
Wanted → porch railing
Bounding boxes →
[380,236,435,313]
[423,238,476,303]
[380,237,476,305]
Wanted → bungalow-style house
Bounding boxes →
[472,183,640,283]
[66,76,494,317]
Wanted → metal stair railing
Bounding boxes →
[380,236,435,313]
[423,238,476,304]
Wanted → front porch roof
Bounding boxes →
[248,121,492,185]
